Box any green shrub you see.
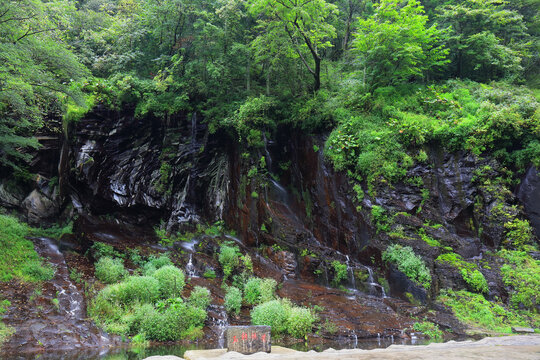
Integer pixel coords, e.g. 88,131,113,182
21,262,55,282
251,299,289,334
142,255,173,276
499,250,540,311
413,321,443,340
461,269,489,294
140,306,181,341
152,265,185,298
203,269,216,279
503,219,533,250
286,307,315,338
382,244,431,289
219,245,240,279
189,286,211,309
437,289,532,333
331,261,348,287
95,257,127,284
224,286,242,315
119,276,160,304
259,278,277,303
90,242,122,261
244,278,262,305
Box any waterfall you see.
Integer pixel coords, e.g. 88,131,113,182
345,255,356,290
186,253,198,278
209,305,229,348
365,266,387,298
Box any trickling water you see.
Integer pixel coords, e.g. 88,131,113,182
345,255,356,290
186,253,198,278
208,305,229,349
351,331,358,348
365,266,387,298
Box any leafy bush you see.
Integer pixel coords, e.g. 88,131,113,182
95,257,126,284
142,255,173,276
118,276,160,304
436,252,488,294
152,265,185,298
286,307,316,338
499,250,540,311
259,278,277,303
189,286,211,309
251,300,289,334
90,242,122,261
224,286,242,315
219,244,240,279
503,219,533,250
331,261,348,287
461,269,489,295
413,321,443,341
244,277,262,305
382,244,431,289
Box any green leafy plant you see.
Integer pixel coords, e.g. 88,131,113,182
95,257,127,284
224,286,242,316
331,260,348,287
152,265,185,299
413,321,443,341
188,286,211,310
219,244,240,280
382,244,431,289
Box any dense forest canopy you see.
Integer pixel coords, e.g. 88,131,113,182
0,0,539,176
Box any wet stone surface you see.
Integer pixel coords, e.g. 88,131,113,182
226,326,271,354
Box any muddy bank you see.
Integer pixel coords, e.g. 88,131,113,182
151,335,540,360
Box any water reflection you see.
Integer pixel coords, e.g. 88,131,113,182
2,338,438,360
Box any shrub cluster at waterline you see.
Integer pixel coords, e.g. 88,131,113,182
251,299,316,339
88,254,210,341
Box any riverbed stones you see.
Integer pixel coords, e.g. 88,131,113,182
511,327,535,333
226,326,271,354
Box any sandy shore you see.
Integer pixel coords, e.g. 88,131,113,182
144,335,540,360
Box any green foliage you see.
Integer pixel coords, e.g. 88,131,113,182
90,242,122,261
188,286,211,310
141,301,206,341
499,250,540,311
382,244,431,289
436,252,489,294
370,205,391,233
438,289,534,333
142,255,173,276
251,299,316,338
152,265,186,299
0,0,88,174
0,322,14,347
224,286,243,316
119,276,161,304
95,257,127,284
243,277,277,305
503,219,534,250
203,269,217,279
219,244,240,279
0,214,55,282
352,0,449,89
331,261,348,287
413,322,443,341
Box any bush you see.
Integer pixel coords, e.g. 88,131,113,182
90,242,122,261
286,307,315,338
219,245,240,279
413,321,443,340
243,278,262,305
95,256,127,284
140,306,181,341
461,269,489,295
119,276,160,304
21,262,55,282
382,244,431,289
259,278,277,303
499,250,540,311
251,300,289,334
142,255,173,276
189,286,211,309
152,265,185,298
331,261,348,287
224,286,242,315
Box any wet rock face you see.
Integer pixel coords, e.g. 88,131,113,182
69,107,230,229
518,166,540,237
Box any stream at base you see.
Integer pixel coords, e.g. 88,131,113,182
1,337,434,360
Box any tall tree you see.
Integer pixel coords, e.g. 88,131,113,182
0,0,87,174
248,0,338,91
351,0,448,89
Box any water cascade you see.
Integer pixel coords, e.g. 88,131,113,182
208,305,229,348
186,253,198,278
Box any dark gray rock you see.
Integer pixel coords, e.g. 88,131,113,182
518,166,540,238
